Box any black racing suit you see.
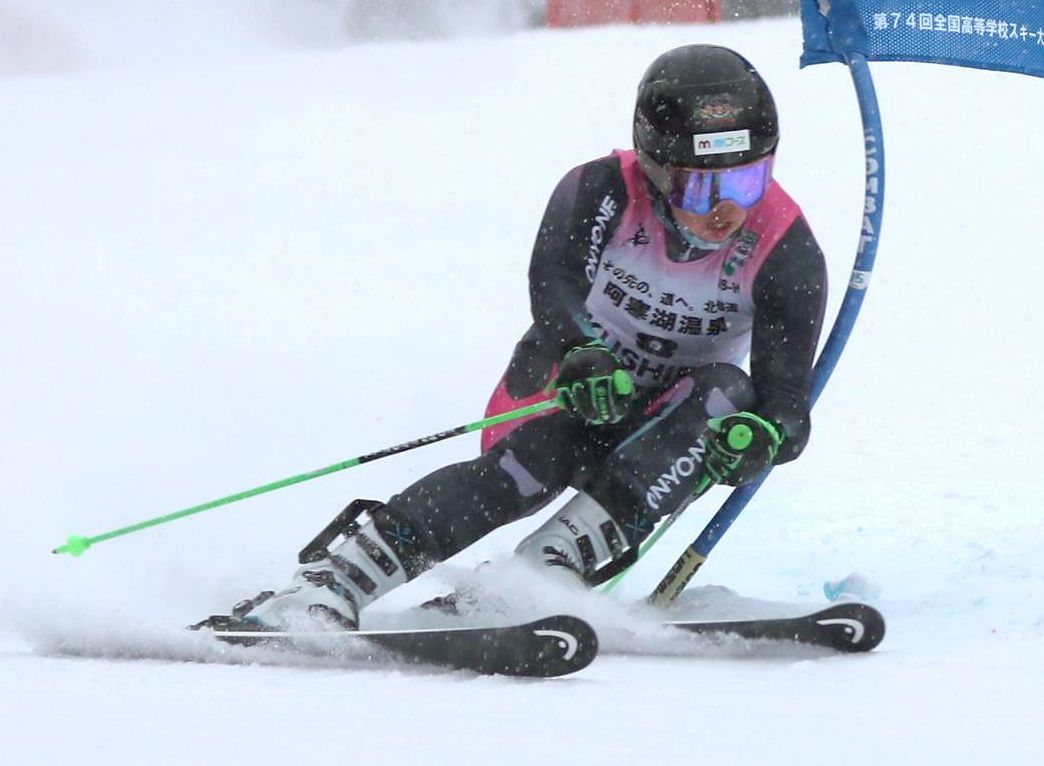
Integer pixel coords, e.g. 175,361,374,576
368,153,828,580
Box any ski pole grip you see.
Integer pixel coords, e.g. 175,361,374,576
611,369,635,396
726,423,754,451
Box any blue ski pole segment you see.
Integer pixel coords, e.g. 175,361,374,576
649,1,888,605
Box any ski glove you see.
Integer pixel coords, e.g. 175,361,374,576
554,341,635,426
704,412,783,486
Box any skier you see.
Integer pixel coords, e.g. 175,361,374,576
198,44,828,632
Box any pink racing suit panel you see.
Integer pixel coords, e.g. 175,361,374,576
480,368,559,453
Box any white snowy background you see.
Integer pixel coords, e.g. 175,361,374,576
1,2,1042,764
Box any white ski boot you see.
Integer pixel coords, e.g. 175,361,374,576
237,516,408,631
514,491,631,585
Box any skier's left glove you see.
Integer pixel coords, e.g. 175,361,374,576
554,341,635,425
704,412,783,486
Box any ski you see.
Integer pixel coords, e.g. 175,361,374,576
665,602,886,653
194,614,598,677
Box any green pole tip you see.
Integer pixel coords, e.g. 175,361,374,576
727,424,754,451
54,535,92,557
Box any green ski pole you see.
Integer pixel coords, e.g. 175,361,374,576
601,417,768,594
600,475,713,594
53,398,561,558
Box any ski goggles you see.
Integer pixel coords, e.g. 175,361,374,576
656,155,774,216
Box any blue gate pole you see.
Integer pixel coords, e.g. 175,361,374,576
648,52,886,605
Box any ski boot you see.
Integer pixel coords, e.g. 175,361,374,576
194,500,416,634
513,491,636,586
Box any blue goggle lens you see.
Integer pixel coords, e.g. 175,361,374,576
665,157,773,216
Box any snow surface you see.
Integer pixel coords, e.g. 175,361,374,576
2,3,1043,765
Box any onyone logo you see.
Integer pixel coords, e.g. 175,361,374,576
646,442,707,511
584,195,618,283
693,129,751,157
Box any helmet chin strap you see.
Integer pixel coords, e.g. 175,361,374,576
651,195,735,260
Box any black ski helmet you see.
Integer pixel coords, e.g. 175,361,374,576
633,45,778,172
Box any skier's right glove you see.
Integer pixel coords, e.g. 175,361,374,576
554,341,635,426
703,412,783,486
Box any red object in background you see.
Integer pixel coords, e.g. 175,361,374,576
547,0,721,27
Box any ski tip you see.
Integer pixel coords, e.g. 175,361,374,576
815,602,886,653
512,614,599,678
664,602,887,655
